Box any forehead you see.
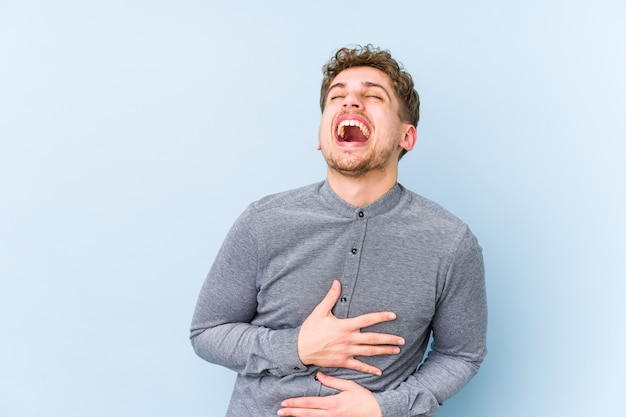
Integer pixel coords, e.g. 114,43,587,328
331,66,394,90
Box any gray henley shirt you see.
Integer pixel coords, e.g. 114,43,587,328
190,181,487,417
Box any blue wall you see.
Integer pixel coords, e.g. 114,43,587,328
1,1,624,416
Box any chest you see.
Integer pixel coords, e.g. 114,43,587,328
252,219,449,335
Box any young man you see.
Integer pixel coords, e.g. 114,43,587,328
190,45,487,417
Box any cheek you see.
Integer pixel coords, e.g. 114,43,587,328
318,115,334,139
317,123,327,141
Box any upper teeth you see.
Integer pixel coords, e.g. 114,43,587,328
337,119,370,138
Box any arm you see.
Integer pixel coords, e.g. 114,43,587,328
373,228,488,417
280,228,487,417
190,207,405,378
189,207,305,377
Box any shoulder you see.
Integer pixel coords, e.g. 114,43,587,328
227,182,323,239
250,181,324,213
397,184,481,250
399,184,466,227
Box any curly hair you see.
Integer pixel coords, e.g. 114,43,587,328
320,45,420,128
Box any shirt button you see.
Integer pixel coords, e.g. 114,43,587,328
351,248,357,254
358,211,364,217
340,296,347,303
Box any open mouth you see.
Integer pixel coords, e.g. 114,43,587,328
336,117,371,143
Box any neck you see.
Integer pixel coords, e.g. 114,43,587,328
326,166,399,207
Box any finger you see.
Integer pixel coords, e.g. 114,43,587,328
277,406,324,417
348,343,402,358
280,396,326,408
311,280,341,316
279,396,329,415
315,371,358,391
353,331,406,347
347,311,398,329
277,408,323,417
343,358,383,376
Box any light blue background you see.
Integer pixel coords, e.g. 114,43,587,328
1,1,624,416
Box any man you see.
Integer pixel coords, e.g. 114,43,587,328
190,45,487,417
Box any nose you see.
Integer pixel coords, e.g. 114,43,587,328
342,92,362,109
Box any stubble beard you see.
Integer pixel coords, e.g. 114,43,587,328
323,142,398,178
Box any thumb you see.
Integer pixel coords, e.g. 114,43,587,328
312,280,341,316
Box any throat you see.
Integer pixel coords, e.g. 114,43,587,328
326,169,399,207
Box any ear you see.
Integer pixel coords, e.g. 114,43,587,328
399,124,417,153
316,137,321,150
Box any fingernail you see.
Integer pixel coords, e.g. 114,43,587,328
389,313,397,319
398,338,405,345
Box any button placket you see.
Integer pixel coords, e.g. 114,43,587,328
335,208,368,318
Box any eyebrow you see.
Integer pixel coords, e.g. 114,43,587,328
362,82,392,100
328,81,393,101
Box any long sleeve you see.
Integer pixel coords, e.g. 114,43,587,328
373,228,487,417
189,182,487,416
189,206,307,377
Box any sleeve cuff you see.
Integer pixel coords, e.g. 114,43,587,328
269,327,308,376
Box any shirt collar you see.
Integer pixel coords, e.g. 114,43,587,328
319,180,403,219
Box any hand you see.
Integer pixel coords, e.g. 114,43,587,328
297,280,404,376
278,371,382,417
